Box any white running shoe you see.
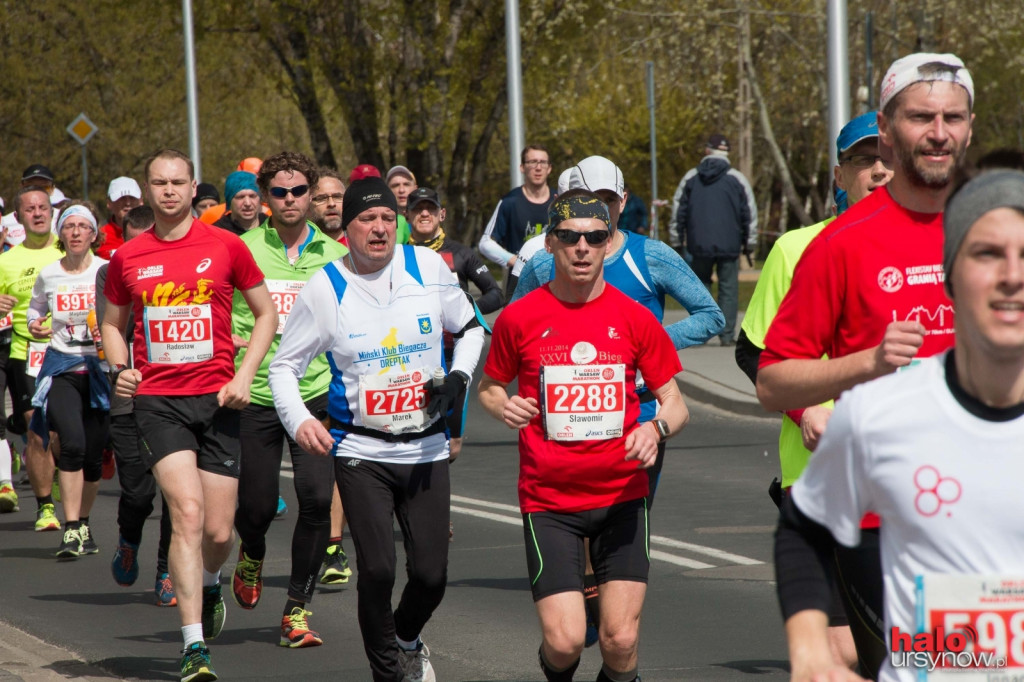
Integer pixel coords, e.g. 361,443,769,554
398,642,436,682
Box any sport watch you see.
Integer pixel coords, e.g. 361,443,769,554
652,418,670,442
108,363,129,388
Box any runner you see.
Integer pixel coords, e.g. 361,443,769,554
734,111,893,669
479,189,689,682
268,177,484,682
103,205,176,606
27,201,109,559
0,187,63,531
228,151,347,648
101,148,277,682
776,169,1024,682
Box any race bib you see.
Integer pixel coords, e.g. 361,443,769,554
358,368,432,435
266,279,305,335
910,573,1024,680
53,283,95,327
0,311,11,332
27,341,48,378
541,364,626,441
143,304,214,364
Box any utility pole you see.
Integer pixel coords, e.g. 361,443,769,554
737,1,753,182
505,0,525,188
182,0,202,180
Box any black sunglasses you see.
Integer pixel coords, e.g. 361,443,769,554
268,184,310,199
551,228,611,246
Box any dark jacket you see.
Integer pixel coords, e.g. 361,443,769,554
676,156,752,258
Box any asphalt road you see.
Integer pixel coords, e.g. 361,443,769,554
0,398,789,681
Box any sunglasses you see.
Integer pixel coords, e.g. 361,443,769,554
551,228,611,246
839,154,892,170
268,184,310,199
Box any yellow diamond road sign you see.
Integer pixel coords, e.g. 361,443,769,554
67,113,98,145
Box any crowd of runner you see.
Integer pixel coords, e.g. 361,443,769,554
1,49,1022,682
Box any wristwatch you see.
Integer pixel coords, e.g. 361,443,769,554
652,418,670,442
108,363,129,388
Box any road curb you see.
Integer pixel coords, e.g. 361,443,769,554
677,369,772,419
0,620,109,681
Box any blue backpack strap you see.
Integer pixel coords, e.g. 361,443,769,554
323,262,348,303
403,244,424,286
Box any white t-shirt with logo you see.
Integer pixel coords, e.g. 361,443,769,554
27,257,108,362
792,354,1024,682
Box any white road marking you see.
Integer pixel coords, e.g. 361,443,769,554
278,476,763,569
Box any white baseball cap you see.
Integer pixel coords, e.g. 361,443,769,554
556,168,573,195
880,53,973,112
567,156,624,199
107,176,142,201
49,187,66,206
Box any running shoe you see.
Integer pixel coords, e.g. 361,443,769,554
156,572,178,607
79,522,99,554
279,607,323,648
111,536,140,586
0,482,18,513
201,584,226,640
10,448,20,475
56,526,84,559
231,547,264,609
275,496,288,518
320,543,352,585
51,473,60,503
35,503,61,532
180,641,217,682
398,642,436,682
101,448,116,480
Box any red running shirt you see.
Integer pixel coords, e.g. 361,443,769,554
759,187,955,529
104,219,264,396
484,284,682,513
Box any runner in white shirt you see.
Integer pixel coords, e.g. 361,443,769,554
26,202,109,559
269,177,484,682
775,169,1024,682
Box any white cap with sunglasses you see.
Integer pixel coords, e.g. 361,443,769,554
566,156,625,200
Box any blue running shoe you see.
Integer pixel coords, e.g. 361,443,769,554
275,496,288,519
112,536,140,585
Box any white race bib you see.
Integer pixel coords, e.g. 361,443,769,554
52,283,95,328
0,312,12,332
143,305,214,364
541,364,626,441
27,341,48,378
266,279,305,335
911,573,1024,680
358,368,432,435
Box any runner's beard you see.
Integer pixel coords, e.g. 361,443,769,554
896,138,967,190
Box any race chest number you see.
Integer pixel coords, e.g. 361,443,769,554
0,312,11,332
918,573,1024,678
266,279,305,335
27,341,48,378
358,368,433,435
541,364,626,441
143,304,214,364
54,285,95,325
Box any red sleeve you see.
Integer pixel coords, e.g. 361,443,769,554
104,250,130,306
227,233,265,291
759,233,842,369
635,309,683,389
483,306,521,384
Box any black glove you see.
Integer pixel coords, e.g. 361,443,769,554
425,370,469,416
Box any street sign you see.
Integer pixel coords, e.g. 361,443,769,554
66,113,98,145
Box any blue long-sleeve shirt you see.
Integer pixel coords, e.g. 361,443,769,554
512,230,724,349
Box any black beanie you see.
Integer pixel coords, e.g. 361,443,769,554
342,177,398,231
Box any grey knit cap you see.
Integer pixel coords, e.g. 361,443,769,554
944,169,1024,292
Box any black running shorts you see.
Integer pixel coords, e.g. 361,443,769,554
134,393,241,477
522,497,649,602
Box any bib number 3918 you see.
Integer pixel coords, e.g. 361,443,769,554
144,304,214,364
541,364,626,441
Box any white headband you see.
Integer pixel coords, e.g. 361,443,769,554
57,205,98,233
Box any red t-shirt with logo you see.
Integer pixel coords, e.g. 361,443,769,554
759,187,955,528
104,219,264,396
760,186,954,369
484,284,682,513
